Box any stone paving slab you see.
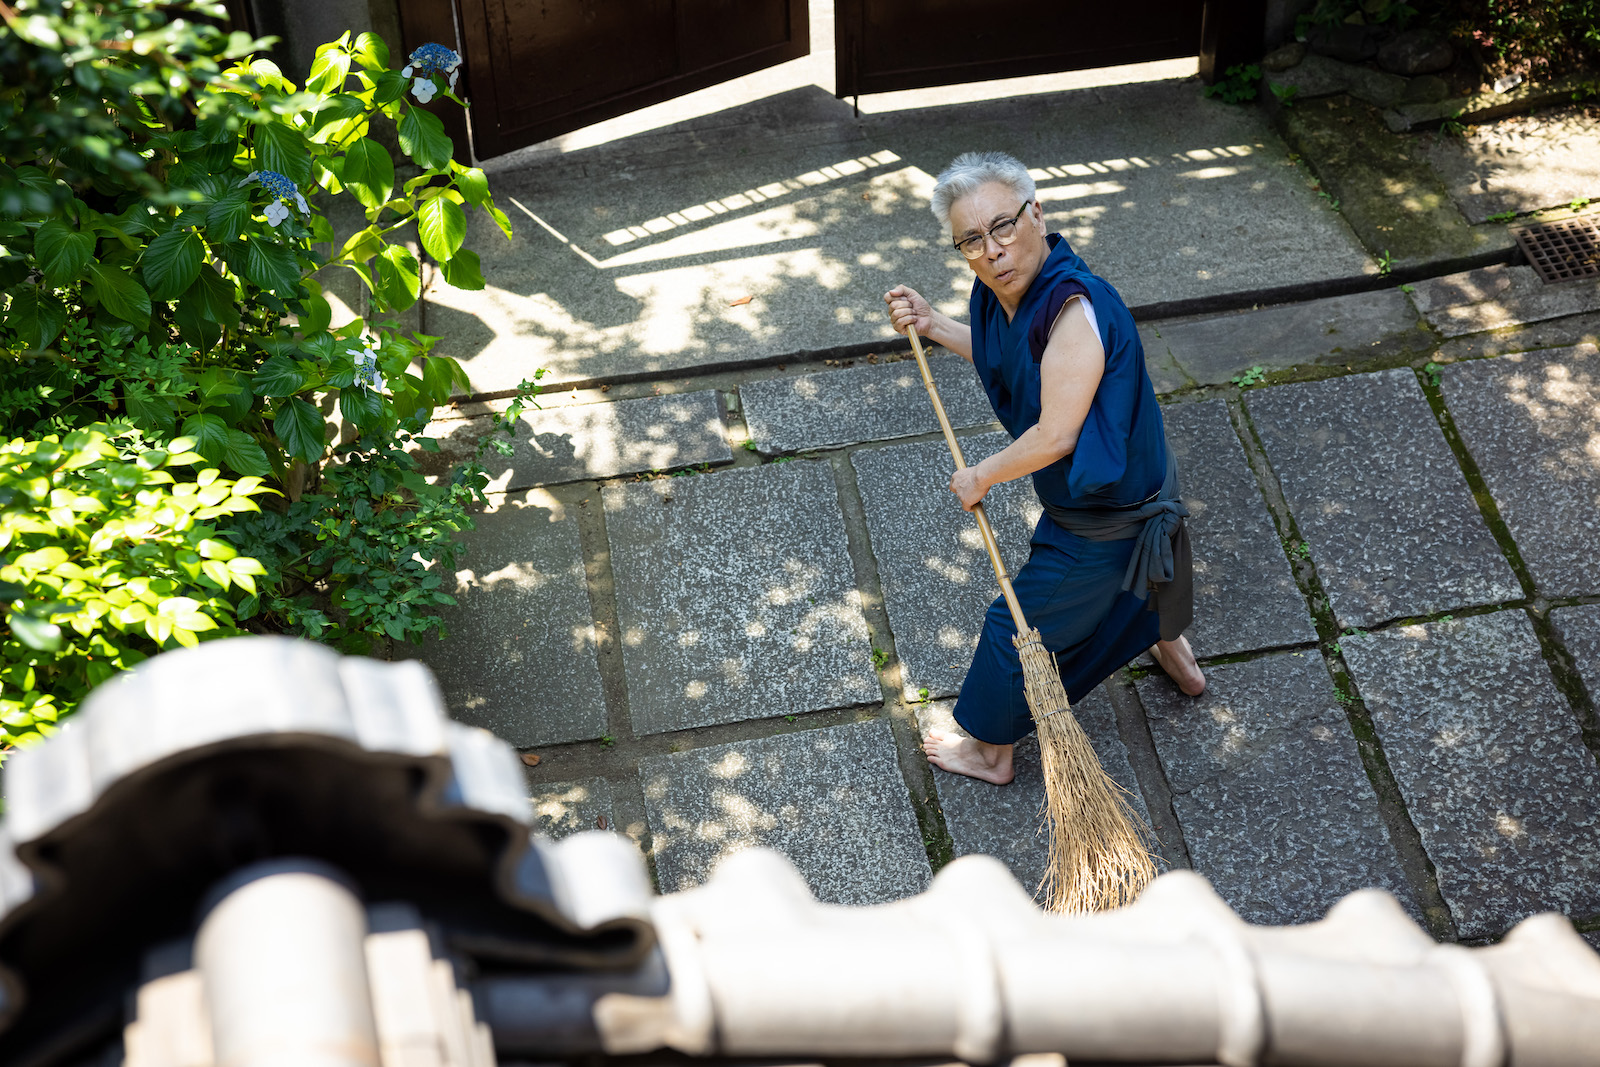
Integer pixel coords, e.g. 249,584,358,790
1340,611,1600,938
414,494,607,748
1154,289,1430,386
1549,603,1600,703
1247,369,1521,628
639,718,933,904
604,460,879,734
851,433,1039,701
1137,323,1196,395
1162,400,1316,657
1409,264,1600,338
1138,651,1413,926
486,390,731,489
430,79,1372,396
1440,346,1600,598
739,352,993,455
1422,106,1600,223
913,687,1150,896
528,776,617,839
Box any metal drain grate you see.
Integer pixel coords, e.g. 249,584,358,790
1513,218,1600,283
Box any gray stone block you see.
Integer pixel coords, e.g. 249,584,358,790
604,460,879,734
1550,603,1600,697
1162,400,1317,656
1409,265,1600,338
1247,369,1520,628
914,687,1150,896
1441,346,1600,598
1585,930,1600,954
1155,289,1429,386
1265,53,1407,108
486,390,730,489
740,352,994,454
639,718,933,905
1341,611,1600,938
1137,323,1195,395
1138,651,1413,926
529,777,616,839
1423,107,1600,223
850,433,1039,701
414,495,608,747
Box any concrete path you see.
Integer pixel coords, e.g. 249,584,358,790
406,69,1600,943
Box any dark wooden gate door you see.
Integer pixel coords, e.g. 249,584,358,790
405,0,810,160
834,0,1205,97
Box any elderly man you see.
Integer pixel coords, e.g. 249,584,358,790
884,151,1203,786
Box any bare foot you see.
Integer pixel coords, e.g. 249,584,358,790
1150,635,1206,697
922,729,1015,784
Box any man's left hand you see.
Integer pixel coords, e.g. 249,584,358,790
949,467,989,511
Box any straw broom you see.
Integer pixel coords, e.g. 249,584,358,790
907,326,1156,913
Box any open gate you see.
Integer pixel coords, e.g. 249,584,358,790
397,1,1262,162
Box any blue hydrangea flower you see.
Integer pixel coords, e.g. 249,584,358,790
348,342,387,394
241,170,310,228
401,43,461,103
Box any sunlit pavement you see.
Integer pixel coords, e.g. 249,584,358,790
405,60,1600,946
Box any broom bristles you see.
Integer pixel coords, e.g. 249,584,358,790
1015,627,1157,913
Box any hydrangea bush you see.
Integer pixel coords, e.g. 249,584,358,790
0,1,535,751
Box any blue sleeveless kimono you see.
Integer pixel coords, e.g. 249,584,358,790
954,233,1173,744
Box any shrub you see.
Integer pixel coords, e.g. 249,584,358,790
0,425,268,747
1,1,537,748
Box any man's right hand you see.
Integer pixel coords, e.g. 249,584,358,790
883,285,933,338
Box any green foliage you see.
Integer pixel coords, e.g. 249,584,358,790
1230,365,1267,387
1377,248,1394,275
0,2,538,747
1297,0,1418,37
0,425,269,747
1457,0,1600,78
1203,64,1262,105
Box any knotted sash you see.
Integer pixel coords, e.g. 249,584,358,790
1039,451,1194,642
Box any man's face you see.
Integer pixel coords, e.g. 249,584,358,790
949,182,1046,309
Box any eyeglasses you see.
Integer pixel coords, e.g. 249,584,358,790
953,200,1032,260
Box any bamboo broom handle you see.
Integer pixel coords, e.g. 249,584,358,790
906,326,1031,634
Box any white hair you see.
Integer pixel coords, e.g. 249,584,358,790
930,151,1038,228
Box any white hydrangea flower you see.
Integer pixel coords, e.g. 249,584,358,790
411,77,437,104
348,344,387,394
263,200,290,227
293,191,310,214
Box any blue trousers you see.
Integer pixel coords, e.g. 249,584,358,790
953,523,1160,745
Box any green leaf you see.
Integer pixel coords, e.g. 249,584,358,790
417,194,467,261
439,248,484,290
338,225,385,264
34,219,96,286
222,428,272,476
181,413,230,464
174,297,223,353
454,166,489,207
354,32,390,70
87,261,151,329
374,244,421,312
254,353,308,396
306,46,352,93
341,139,395,212
9,614,62,653
397,107,454,171
206,188,252,242
142,226,206,301
275,397,327,463
245,237,302,294
339,385,384,429
488,203,514,241
373,69,409,105
299,288,333,334
4,286,68,349
255,123,313,186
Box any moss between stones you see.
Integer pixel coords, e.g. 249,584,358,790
1277,96,1497,268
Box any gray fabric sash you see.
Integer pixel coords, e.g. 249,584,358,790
1039,451,1195,642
